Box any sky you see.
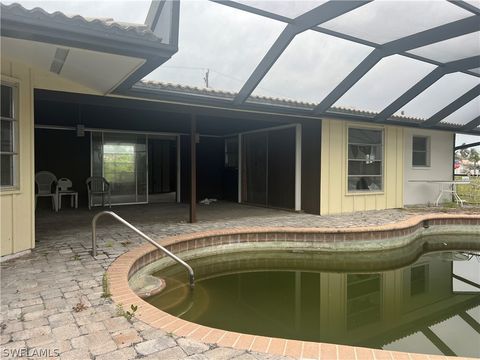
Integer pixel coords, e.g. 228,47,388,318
2,0,479,146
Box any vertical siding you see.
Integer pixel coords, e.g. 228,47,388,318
0,58,96,257
0,196,13,255
1,60,35,256
320,119,404,215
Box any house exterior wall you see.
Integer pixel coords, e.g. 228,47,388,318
403,128,454,206
1,59,35,257
1,57,98,257
320,118,404,215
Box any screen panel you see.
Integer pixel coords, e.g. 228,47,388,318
394,73,479,119
440,98,480,126
143,0,284,92
334,55,435,113
251,30,372,103
234,0,326,19
321,1,471,44
409,32,480,63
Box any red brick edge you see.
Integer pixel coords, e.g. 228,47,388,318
107,214,479,360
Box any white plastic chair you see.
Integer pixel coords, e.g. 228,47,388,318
57,178,78,210
35,171,58,211
86,176,111,210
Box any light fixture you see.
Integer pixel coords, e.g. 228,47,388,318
50,48,69,74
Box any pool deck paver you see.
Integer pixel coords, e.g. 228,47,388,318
1,203,479,359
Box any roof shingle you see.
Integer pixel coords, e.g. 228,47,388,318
136,80,432,124
1,2,162,43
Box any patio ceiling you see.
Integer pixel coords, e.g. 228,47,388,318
140,0,480,135
0,1,179,93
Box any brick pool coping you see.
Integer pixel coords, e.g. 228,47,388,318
107,213,480,360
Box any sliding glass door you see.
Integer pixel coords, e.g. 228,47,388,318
91,132,147,205
242,127,296,209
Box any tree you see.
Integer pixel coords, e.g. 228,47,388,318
469,148,480,175
460,144,471,160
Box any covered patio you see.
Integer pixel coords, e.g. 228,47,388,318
35,202,411,241
33,88,322,221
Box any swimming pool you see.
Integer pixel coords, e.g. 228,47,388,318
146,239,480,357
108,214,480,358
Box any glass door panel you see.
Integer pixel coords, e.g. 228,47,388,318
91,132,104,206
91,132,147,205
242,132,267,205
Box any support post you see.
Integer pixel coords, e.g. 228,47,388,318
176,135,181,203
190,115,197,223
295,124,302,211
238,133,242,203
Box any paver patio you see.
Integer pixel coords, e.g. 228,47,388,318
0,202,475,359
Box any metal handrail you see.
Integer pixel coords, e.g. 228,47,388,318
92,211,195,288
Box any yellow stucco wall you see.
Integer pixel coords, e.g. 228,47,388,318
1,60,35,256
320,118,404,215
1,58,99,257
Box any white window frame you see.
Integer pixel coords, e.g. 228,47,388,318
412,135,431,168
347,126,384,194
1,80,19,191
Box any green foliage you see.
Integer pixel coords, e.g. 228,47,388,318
116,303,138,321
101,273,111,299
126,305,138,320
468,149,480,172
440,201,458,208
456,176,480,204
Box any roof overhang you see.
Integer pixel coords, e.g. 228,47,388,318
104,81,480,136
0,1,179,93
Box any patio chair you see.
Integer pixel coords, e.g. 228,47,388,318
57,178,78,210
35,171,58,212
86,176,111,210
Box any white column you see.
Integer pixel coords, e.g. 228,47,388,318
295,124,302,211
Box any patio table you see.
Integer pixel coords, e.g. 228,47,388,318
409,180,470,206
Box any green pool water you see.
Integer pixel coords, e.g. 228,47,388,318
147,240,480,357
